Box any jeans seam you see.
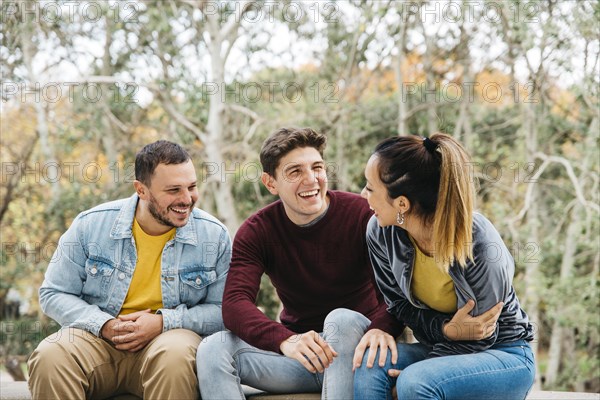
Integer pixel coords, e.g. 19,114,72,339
492,345,535,373
386,378,393,400
519,345,535,372
430,364,531,394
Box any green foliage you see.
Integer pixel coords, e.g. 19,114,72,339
0,318,60,357
257,275,281,321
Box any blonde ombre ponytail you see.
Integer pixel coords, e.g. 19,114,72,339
430,133,474,271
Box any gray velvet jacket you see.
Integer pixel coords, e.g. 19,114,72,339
366,212,534,358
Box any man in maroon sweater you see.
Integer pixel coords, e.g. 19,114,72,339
197,128,403,399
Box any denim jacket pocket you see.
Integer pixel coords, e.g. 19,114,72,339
82,258,115,304
179,267,217,305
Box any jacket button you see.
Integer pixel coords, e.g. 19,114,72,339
91,267,97,275
195,277,202,285
118,272,126,280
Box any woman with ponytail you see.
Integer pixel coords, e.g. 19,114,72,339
353,133,535,399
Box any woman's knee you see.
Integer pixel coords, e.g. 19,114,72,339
354,352,395,399
355,348,391,379
396,366,438,398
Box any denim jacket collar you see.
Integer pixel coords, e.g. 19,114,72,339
110,193,198,246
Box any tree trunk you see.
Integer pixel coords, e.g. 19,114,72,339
453,1,474,149
394,12,409,136
521,100,542,390
205,15,240,234
453,69,474,149
334,115,350,191
422,31,438,135
5,356,26,381
453,65,473,147
100,13,118,190
545,204,581,386
20,4,59,201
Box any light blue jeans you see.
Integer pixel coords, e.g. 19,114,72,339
354,339,535,400
197,308,371,399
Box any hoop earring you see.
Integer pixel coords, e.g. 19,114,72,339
396,212,405,225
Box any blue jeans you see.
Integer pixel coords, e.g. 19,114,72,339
197,308,371,399
354,340,535,400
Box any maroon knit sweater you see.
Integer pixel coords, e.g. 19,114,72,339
222,190,403,353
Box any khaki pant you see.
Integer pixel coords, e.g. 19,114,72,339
28,328,201,400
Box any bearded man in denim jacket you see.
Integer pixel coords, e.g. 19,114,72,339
28,140,231,400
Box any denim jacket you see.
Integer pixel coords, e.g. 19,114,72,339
367,213,534,358
40,194,231,338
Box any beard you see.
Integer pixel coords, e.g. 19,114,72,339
147,192,194,228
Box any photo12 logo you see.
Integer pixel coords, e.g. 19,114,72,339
1,1,140,24
1,161,139,185
200,81,339,104
395,1,540,24
401,82,539,105
1,82,139,104
199,1,340,24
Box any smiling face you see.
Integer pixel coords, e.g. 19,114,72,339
134,159,198,235
262,146,329,225
361,155,400,227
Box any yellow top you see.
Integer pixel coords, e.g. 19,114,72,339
410,237,458,313
119,219,174,315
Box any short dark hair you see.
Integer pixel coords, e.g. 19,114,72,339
259,127,327,176
135,140,190,186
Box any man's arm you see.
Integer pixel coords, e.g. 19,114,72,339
39,214,115,337
222,223,295,353
223,223,337,372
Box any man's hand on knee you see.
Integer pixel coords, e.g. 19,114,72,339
280,331,338,374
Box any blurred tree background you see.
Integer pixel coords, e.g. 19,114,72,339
1,0,598,391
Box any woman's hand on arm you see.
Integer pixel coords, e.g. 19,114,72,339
443,300,503,341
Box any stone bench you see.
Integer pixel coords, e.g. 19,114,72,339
247,392,600,399
2,382,598,400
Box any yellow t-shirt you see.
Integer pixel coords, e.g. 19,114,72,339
410,237,458,313
119,219,175,315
